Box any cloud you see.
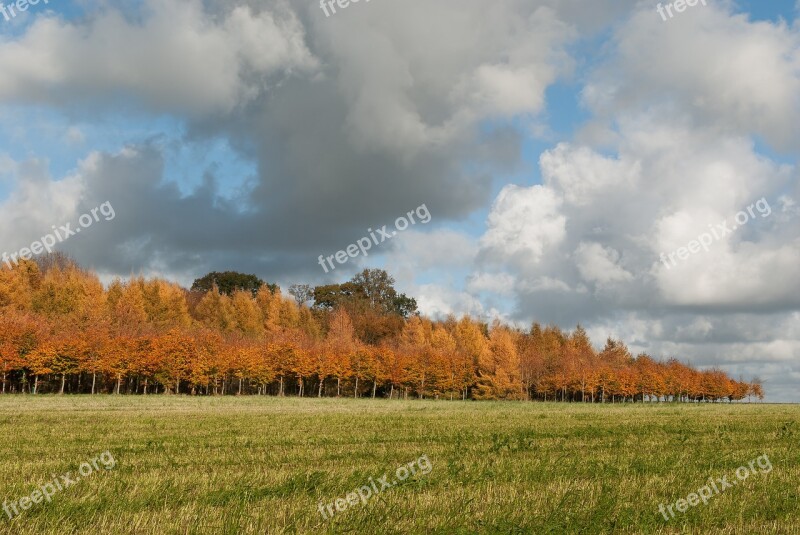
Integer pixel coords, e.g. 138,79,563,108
583,1,800,149
0,0,588,284
466,272,516,296
1,0,798,400
574,242,633,289
540,143,641,206
479,184,566,265
0,0,318,116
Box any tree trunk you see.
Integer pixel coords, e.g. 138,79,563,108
337,377,341,397
238,377,243,396
354,377,358,398
279,376,284,396
2,372,6,394
144,377,148,395
318,377,325,397
390,383,394,400
60,374,66,394
33,374,39,395
116,374,122,395
372,379,377,399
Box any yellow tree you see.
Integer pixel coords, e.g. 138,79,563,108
474,323,523,400
194,287,237,333
188,329,222,394
26,341,55,394
153,329,195,394
230,290,264,336
108,279,148,329
0,259,39,311
431,325,458,399
453,317,488,400
0,311,41,393
400,316,432,399
379,343,409,399
140,279,192,329
326,308,356,396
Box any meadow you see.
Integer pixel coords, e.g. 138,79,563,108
0,397,797,534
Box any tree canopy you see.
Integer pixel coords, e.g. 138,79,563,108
191,271,277,297
0,256,762,402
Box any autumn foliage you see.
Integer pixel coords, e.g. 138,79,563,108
0,258,763,402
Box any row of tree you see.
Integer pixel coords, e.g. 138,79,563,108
0,255,763,401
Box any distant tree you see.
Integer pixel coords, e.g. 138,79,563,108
392,294,418,319
288,284,314,306
312,282,364,310
34,252,78,274
312,270,416,345
191,271,277,297
749,378,764,402
313,269,417,318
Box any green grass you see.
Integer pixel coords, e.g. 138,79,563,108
0,397,798,534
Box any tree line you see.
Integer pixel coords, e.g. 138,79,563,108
0,255,763,401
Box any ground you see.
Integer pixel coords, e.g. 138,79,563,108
0,397,797,534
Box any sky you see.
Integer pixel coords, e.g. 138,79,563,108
0,0,798,401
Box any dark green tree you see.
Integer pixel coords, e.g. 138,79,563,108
313,269,417,318
312,269,417,345
191,271,277,297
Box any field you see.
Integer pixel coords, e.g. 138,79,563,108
0,397,798,534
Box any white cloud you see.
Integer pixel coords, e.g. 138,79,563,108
0,156,85,254
0,0,318,116
415,283,488,320
585,2,800,149
541,143,641,206
479,184,566,264
466,272,516,295
574,242,633,288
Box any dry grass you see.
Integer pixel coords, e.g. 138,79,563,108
0,396,798,534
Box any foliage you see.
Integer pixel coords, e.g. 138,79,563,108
0,259,762,402
191,271,277,297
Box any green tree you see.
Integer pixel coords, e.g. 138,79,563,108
191,271,277,297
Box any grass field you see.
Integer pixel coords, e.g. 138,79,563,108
0,397,798,534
